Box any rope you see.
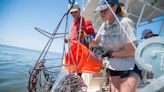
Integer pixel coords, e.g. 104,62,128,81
75,0,85,73
104,0,137,50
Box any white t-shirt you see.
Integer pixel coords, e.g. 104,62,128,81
95,17,136,71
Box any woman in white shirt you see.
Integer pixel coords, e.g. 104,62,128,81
91,0,141,92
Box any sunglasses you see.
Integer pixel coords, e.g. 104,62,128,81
70,11,78,14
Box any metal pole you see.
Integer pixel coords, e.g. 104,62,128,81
125,0,130,11
136,0,148,29
158,20,164,36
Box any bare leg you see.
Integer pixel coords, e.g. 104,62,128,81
120,74,140,92
110,76,120,92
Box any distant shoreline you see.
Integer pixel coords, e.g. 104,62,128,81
0,44,61,54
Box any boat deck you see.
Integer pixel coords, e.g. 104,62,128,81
82,72,110,92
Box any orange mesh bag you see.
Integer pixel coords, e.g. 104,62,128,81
65,42,103,73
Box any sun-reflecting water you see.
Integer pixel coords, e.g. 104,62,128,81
0,44,62,92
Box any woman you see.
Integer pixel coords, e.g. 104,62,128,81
91,0,141,92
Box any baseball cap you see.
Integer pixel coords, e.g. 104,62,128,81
95,0,119,12
68,2,79,13
141,29,152,39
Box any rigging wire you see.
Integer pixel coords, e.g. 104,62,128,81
75,0,85,73
28,3,72,92
35,27,52,37
35,27,68,39
69,0,75,5
104,0,137,50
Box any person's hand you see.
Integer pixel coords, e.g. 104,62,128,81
101,51,113,58
65,38,69,43
82,34,95,44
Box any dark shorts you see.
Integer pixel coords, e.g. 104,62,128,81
107,65,142,79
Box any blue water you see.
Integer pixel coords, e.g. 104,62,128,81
0,44,62,92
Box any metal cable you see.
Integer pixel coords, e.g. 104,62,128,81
104,0,137,50
75,0,85,73
28,6,71,92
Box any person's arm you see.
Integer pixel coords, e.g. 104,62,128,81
91,35,101,47
112,41,135,58
84,19,95,35
86,21,95,35
65,38,70,43
91,23,104,47
112,17,136,58
69,22,79,41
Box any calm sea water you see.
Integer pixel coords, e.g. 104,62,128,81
0,44,62,92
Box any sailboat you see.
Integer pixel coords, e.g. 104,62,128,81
27,0,164,92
